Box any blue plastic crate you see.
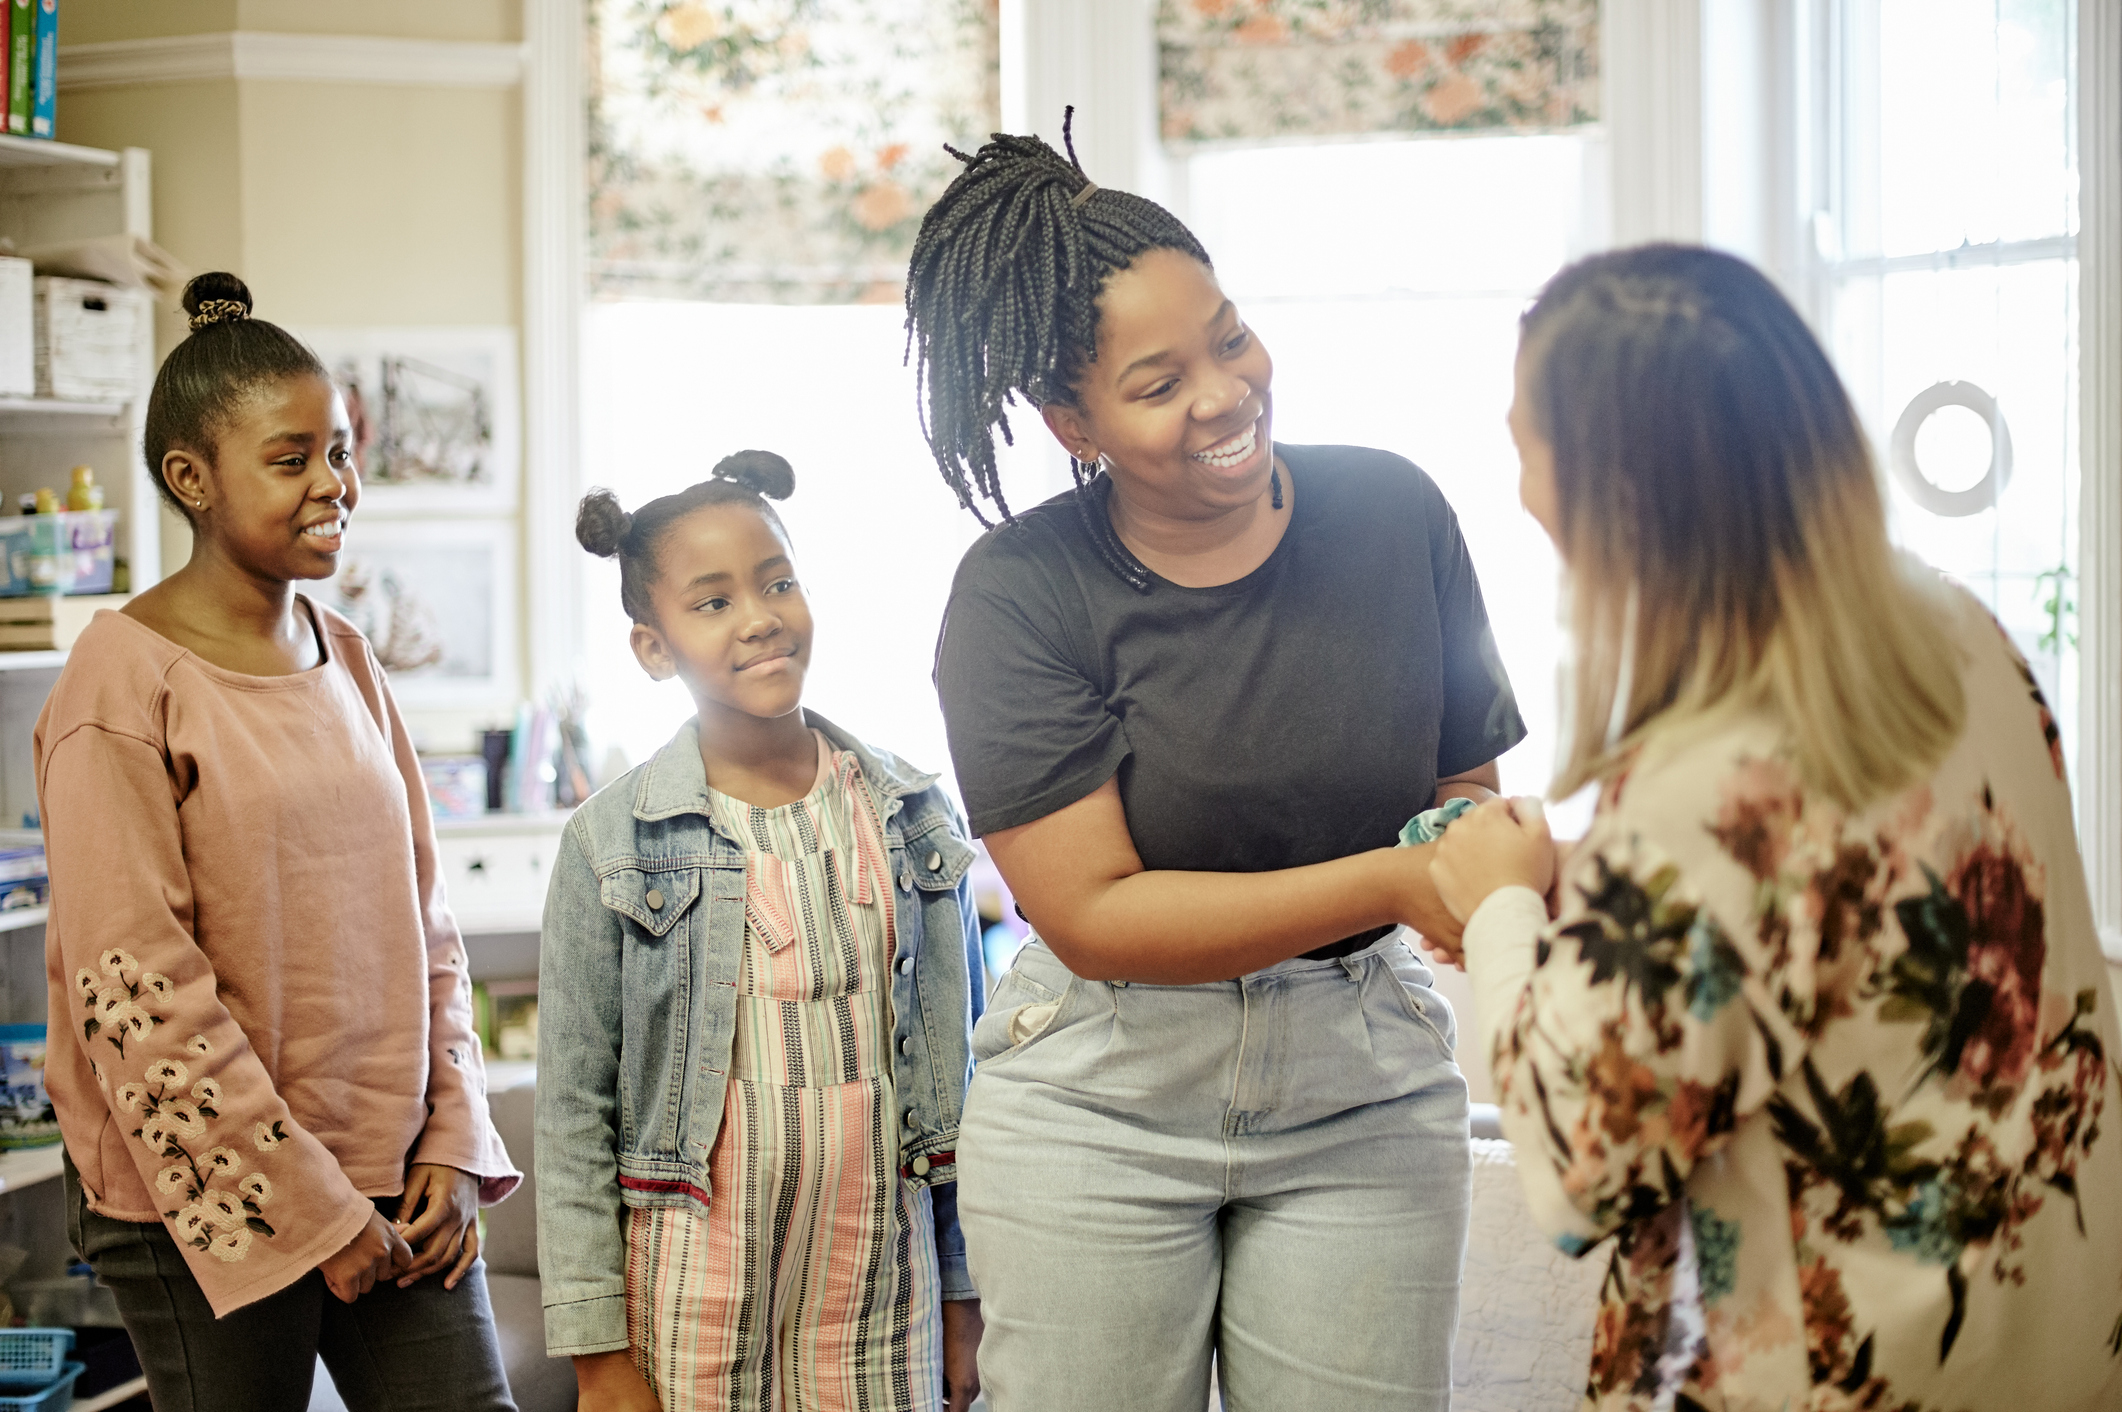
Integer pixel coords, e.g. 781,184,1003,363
0,1330,69,1392
0,1361,81,1411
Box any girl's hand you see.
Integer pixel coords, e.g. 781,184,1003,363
943,1298,984,1412
317,1209,412,1303
574,1350,662,1411
393,1163,482,1290
1433,797,1555,924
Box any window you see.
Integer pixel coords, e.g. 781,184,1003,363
1817,0,2080,772
578,302,1015,778
1179,133,1600,818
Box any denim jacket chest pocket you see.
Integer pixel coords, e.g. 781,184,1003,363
599,863,705,1151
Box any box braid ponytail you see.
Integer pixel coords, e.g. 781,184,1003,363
904,107,1211,542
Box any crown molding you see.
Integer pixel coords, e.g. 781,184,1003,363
57,32,527,91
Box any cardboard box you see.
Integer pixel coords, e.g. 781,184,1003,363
0,591,125,647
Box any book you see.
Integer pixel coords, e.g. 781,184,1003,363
0,592,128,651
5,0,27,135
0,3,12,124
28,0,52,139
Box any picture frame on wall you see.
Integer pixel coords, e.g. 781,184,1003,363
295,325,521,515
321,517,520,710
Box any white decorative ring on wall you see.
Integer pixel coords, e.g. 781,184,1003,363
1888,380,2013,517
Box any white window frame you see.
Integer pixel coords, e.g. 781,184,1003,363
2080,2,2122,960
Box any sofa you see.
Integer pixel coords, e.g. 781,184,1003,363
1451,1107,1606,1411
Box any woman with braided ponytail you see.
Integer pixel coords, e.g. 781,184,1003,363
910,115,1523,1410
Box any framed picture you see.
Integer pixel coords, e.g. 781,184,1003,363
295,326,520,514
320,518,520,709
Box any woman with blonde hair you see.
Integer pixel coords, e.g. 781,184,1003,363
1433,244,2122,1411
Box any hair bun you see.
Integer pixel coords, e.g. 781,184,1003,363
182,271,254,333
575,487,634,558
711,450,796,501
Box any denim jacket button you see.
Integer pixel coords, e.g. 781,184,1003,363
910,1155,931,1177
645,888,665,911
899,1035,911,1055
899,871,913,893
897,956,913,976
925,850,942,872
903,1110,919,1129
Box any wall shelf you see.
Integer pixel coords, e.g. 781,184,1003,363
76,1377,150,1412
0,906,44,932
0,135,119,169
0,1144,62,1193
0,395,129,418
0,651,65,673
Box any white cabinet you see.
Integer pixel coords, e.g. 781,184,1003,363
433,814,569,936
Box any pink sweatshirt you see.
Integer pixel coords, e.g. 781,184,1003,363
35,604,518,1317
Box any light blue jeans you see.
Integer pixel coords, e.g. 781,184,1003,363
959,932,1471,1411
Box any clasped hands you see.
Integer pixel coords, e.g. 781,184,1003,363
316,1162,482,1303
1425,796,1558,965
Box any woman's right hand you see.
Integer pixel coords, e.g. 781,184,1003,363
1378,839,1470,966
316,1209,412,1303
575,1350,663,1411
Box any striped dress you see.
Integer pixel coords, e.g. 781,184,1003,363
625,732,944,1412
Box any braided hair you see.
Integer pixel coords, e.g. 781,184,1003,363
146,272,330,519
904,108,1211,536
576,450,796,625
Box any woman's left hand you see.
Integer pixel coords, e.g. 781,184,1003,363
393,1163,482,1290
1432,797,1556,925
942,1298,983,1412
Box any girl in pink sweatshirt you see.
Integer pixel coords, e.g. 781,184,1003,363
35,273,520,1410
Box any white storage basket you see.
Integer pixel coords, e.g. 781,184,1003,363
33,276,145,402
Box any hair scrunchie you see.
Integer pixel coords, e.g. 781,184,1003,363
189,299,250,331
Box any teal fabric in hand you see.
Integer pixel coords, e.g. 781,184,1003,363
1398,795,1474,847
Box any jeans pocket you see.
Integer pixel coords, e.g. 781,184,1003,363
1380,954,1459,1056
972,951,1082,1065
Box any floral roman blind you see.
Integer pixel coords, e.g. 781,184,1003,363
588,1,1000,303
1158,0,1598,145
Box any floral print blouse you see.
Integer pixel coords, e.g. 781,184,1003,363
1465,588,2122,1412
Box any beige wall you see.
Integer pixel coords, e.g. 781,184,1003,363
64,0,517,45
236,83,520,328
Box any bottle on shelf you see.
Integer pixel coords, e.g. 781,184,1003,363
65,467,100,512
30,488,57,515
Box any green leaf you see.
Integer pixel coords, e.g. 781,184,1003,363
245,1216,276,1237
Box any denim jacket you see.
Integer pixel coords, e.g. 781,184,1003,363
535,712,984,1356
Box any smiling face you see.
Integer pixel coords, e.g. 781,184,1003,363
629,501,812,726
1042,247,1276,520
163,372,359,581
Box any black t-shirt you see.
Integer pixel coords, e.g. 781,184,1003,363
934,443,1525,953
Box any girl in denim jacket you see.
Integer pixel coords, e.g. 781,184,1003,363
536,452,985,1412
